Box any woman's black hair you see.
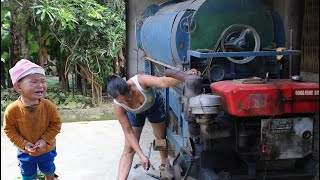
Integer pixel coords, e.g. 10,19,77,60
107,75,131,98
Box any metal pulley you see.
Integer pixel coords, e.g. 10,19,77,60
189,94,221,115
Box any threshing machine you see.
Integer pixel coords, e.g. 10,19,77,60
135,0,319,179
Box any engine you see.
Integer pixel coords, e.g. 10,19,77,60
135,0,319,179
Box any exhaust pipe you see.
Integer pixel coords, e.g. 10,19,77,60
165,69,202,97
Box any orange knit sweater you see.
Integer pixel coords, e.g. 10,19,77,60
3,98,62,156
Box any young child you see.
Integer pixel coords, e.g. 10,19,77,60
3,59,62,180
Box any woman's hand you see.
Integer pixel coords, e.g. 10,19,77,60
140,154,151,170
186,68,201,76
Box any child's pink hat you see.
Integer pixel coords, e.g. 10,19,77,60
9,59,45,84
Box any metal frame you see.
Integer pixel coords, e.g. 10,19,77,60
187,50,301,61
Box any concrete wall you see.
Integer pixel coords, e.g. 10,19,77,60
1,108,115,126
300,71,319,83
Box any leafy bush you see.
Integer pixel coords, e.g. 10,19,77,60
1,77,94,111
1,88,18,111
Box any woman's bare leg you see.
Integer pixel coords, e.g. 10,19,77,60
151,121,167,165
117,127,143,180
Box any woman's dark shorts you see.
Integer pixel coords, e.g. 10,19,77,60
127,92,166,127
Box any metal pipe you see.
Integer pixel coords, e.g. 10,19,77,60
146,172,161,180
145,56,182,71
145,142,161,180
147,142,152,159
289,29,293,77
182,161,194,180
172,150,181,166
165,69,202,97
180,146,194,180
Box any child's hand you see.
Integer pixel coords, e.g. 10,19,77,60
35,139,47,152
25,142,38,152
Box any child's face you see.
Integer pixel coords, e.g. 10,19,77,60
14,74,47,104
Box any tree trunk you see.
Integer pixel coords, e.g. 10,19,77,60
8,12,20,87
38,24,44,67
19,0,31,60
76,64,84,94
81,78,87,96
57,54,69,92
1,61,6,88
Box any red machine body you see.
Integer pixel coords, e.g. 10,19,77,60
210,79,319,117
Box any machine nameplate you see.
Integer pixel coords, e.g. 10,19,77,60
270,119,293,133
295,89,319,96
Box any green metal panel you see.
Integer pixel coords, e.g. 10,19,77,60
191,0,274,50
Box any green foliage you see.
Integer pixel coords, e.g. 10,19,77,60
31,0,125,97
1,9,10,58
27,31,40,57
45,77,93,109
1,77,94,111
30,1,78,29
1,0,125,105
1,52,9,61
45,90,93,110
1,88,18,111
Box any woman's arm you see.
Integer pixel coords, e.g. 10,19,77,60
138,69,201,89
114,104,150,169
139,75,181,89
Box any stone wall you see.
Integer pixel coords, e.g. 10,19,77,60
1,108,116,126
